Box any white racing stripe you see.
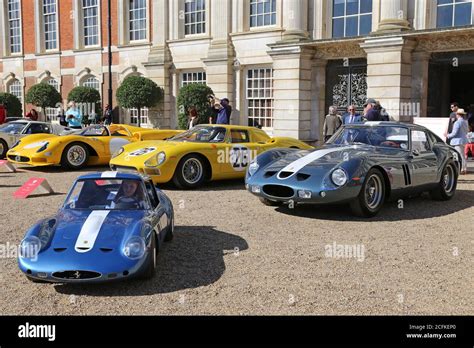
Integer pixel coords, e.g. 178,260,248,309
74,211,111,253
277,146,352,180
101,171,118,178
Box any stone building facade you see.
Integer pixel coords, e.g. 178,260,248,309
0,0,473,143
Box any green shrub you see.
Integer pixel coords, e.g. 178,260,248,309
177,83,214,129
0,92,22,117
25,83,62,113
116,76,163,127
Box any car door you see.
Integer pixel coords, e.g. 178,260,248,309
409,129,439,186
221,129,259,176
145,180,166,244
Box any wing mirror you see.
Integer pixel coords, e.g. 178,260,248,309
412,149,420,156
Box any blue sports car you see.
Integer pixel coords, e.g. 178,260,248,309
246,122,460,217
18,172,174,283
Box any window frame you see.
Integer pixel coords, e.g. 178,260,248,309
249,0,278,29
245,66,274,130
184,0,207,37
181,71,207,87
435,0,473,28
42,0,59,51
6,0,22,55
81,76,101,91
82,0,100,47
331,0,373,38
128,0,148,43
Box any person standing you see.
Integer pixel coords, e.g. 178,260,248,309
447,102,459,144
103,104,113,125
57,105,67,126
187,107,199,129
363,98,381,122
0,104,6,125
446,108,469,175
323,106,342,142
343,105,362,125
219,98,232,124
25,109,39,121
65,102,82,129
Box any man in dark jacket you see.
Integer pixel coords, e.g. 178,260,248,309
364,98,381,121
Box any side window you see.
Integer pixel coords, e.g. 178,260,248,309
145,182,159,208
230,130,250,143
411,130,431,153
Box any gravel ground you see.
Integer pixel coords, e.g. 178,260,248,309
0,163,473,315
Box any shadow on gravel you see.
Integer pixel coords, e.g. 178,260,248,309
274,189,474,222
53,225,248,296
158,179,245,192
14,165,110,174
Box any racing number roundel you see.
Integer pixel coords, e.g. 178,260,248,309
229,146,251,172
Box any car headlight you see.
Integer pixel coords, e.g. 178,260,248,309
37,219,55,249
19,236,41,260
248,160,259,176
112,147,124,159
36,142,49,153
11,140,20,149
331,168,348,187
451,151,459,161
144,152,166,168
123,236,146,260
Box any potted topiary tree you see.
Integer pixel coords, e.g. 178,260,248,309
25,83,62,121
67,86,102,125
177,83,214,130
116,76,163,128
0,92,23,118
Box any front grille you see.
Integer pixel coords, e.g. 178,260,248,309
8,155,29,162
262,185,294,199
111,165,139,174
52,270,101,280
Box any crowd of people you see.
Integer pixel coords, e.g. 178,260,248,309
322,98,389,141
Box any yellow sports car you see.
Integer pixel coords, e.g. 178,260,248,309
7,124,183,169
110,124,313,188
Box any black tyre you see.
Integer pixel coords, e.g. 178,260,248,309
61,142,89,170
164,214,174,242
172,154,207,189
430,163,457,201
259,197,284,207
0,139,8,158
350,168,386,217
141,235,157,280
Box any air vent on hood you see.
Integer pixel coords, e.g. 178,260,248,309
278,171,294,179
100,248,113,253
53,248,67,252
264,171,277,178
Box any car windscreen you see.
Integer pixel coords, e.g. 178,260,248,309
63,179,149,211
328,126,409,150
0,122,28,134
80,125,108,136
169,126,227,143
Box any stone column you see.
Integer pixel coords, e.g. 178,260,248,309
361,36,416,122
269,46,314,140
203,0,234,105
377,0,410,32
311,59,327,144
144,0,172,128
411,50,431,118
282,0,309,41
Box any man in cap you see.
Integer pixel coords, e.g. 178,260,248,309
363,98,381,122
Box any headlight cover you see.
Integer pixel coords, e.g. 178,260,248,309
111,147,124,159
123,236,146,260
248,160,259,176
144,152,166,168
19,236,41,260
331,168,348,187
36,142,49,153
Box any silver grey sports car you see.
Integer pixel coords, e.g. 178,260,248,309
0,120,73,158
245,122,461,217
